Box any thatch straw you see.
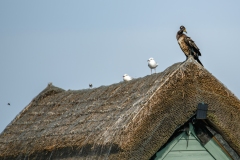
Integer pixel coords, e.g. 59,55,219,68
0,56,240,160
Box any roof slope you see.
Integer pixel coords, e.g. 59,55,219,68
0,57,240,160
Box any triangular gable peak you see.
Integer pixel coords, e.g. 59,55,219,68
153,120,235,160
0,56,240,159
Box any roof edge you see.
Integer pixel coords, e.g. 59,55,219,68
1,84,65,134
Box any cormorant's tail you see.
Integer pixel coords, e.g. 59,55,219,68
195,56,203,66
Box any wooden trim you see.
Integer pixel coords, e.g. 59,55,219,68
212,136,233,160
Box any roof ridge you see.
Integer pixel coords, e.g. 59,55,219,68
0,84,65,135
130,57,198,123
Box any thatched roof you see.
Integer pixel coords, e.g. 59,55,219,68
0,56,240,160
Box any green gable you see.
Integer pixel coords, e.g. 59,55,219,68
154,123,232,160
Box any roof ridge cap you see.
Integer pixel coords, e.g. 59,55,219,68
131,62,184,122
1,84,65,134
186,55,204,68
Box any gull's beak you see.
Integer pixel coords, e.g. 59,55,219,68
184,29,187,33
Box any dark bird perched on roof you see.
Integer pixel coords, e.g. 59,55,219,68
89,84,92,89
176,26,203,66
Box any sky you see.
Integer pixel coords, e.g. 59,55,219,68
0,1,240,133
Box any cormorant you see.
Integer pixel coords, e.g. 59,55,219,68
176,26,203,66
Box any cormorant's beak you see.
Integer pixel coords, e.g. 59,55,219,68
184,29,187,33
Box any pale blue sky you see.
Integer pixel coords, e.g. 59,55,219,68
1,1,240,132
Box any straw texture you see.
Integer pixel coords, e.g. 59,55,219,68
0,56,239,160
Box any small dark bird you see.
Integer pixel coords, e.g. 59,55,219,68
89,84,92,89
7,103,10,106
176,26,203,66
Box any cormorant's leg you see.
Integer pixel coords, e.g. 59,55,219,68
181,55,188,65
